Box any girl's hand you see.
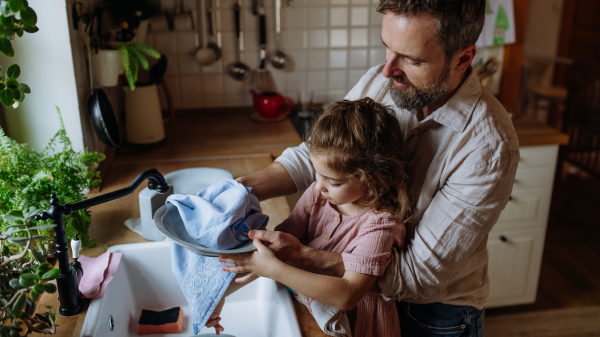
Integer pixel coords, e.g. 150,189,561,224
205,297,225,335
220,238,281,278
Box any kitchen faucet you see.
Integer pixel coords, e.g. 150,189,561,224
35,169,170,316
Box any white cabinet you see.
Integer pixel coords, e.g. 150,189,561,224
485,144,558,308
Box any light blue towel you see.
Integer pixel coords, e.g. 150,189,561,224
166,179,269,334
166,179,269,249
170,244,236,335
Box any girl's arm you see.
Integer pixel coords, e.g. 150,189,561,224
220,239,376,311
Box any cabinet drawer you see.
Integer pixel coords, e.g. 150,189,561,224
493,188,552,230
486,228,546,308
512,165,556,191
519,145,558,166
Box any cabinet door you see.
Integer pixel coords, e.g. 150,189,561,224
486,228,546,308
494,188,552,231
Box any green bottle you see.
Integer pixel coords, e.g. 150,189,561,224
494,4,510,45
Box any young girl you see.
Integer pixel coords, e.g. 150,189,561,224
218,97,412,336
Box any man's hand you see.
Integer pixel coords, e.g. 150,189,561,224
248,230,307,268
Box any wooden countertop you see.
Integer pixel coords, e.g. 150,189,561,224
512,114,569,147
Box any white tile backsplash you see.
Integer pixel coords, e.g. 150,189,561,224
350,28,369,47
330,29,348,47
330,7,349,27
308,29,329,48
351,7,370,26
144,1,383,109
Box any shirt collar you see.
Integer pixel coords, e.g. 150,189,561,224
421,67,481,133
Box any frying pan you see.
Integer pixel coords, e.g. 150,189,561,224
85,17,122,148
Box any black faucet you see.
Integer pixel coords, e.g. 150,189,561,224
35,169,170,316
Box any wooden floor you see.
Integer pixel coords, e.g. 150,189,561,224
486,172,600,322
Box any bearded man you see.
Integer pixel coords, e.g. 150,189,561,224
225,1,519,335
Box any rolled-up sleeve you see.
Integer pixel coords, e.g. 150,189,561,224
379,152,519,305
275,142,315,192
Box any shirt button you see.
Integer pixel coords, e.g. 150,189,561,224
325,233,329,240
460,325,466,330
333,216,338,222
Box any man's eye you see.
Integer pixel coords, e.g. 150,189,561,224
331,183,341,187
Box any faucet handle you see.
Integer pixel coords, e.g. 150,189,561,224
71,235,81,260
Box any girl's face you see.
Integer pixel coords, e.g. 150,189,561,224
311,154,365,207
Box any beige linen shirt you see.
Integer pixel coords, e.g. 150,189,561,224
275,64,520,309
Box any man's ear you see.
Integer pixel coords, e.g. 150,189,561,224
452,45,477,74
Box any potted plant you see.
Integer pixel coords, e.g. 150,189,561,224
0,207,60,336
0,108,105,248
0,0,37,108
0,108,104,334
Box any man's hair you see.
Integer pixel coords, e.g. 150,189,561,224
306,98,412,225
377,0,486,60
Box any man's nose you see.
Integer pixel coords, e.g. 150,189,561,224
382,55,403,79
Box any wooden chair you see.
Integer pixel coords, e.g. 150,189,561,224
560,62,600,178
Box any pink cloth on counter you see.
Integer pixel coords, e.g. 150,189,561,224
78,252,122,299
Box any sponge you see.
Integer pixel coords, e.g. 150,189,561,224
137,307,184,335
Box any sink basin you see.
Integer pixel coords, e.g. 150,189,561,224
80,241,302,337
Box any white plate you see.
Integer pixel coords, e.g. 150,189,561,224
153,203,257,257
164,167,233,195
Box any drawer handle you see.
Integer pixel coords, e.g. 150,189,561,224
500,235,508,243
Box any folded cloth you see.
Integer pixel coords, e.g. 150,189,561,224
165,179,269,249
166,179,269,334
288,288,352,337
78,252,122,299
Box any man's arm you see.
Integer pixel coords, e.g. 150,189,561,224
236,161,296,201
379,153,519,302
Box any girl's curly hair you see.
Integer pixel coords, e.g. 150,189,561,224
306,97,412,225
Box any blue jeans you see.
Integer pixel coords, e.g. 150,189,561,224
397,302,485,337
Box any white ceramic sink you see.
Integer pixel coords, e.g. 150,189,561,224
80,241,302,337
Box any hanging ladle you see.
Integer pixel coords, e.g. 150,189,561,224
229,1,250,81
270,0,288,69
195,0,218,66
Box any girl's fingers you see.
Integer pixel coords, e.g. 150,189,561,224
236,272,258,283
222,265,250,273
253,238,266,251
219,257,242,264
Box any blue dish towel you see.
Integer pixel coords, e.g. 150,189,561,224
165,179,269,334
166,179,269,250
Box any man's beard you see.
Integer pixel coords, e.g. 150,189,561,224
387,64,451,111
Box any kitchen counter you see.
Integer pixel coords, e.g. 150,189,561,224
511,114,569,146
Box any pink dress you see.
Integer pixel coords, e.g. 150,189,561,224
276,182,405,337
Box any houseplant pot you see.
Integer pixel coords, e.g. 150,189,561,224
92,49,124,87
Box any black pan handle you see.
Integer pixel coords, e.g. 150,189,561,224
259,14,266,47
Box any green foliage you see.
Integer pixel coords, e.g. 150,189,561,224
0,206,59,336
0,0,38,108
0,107,105,248
118,42,160,91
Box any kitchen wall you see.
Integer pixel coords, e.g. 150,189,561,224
0,0,84,152
148,0,385,110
